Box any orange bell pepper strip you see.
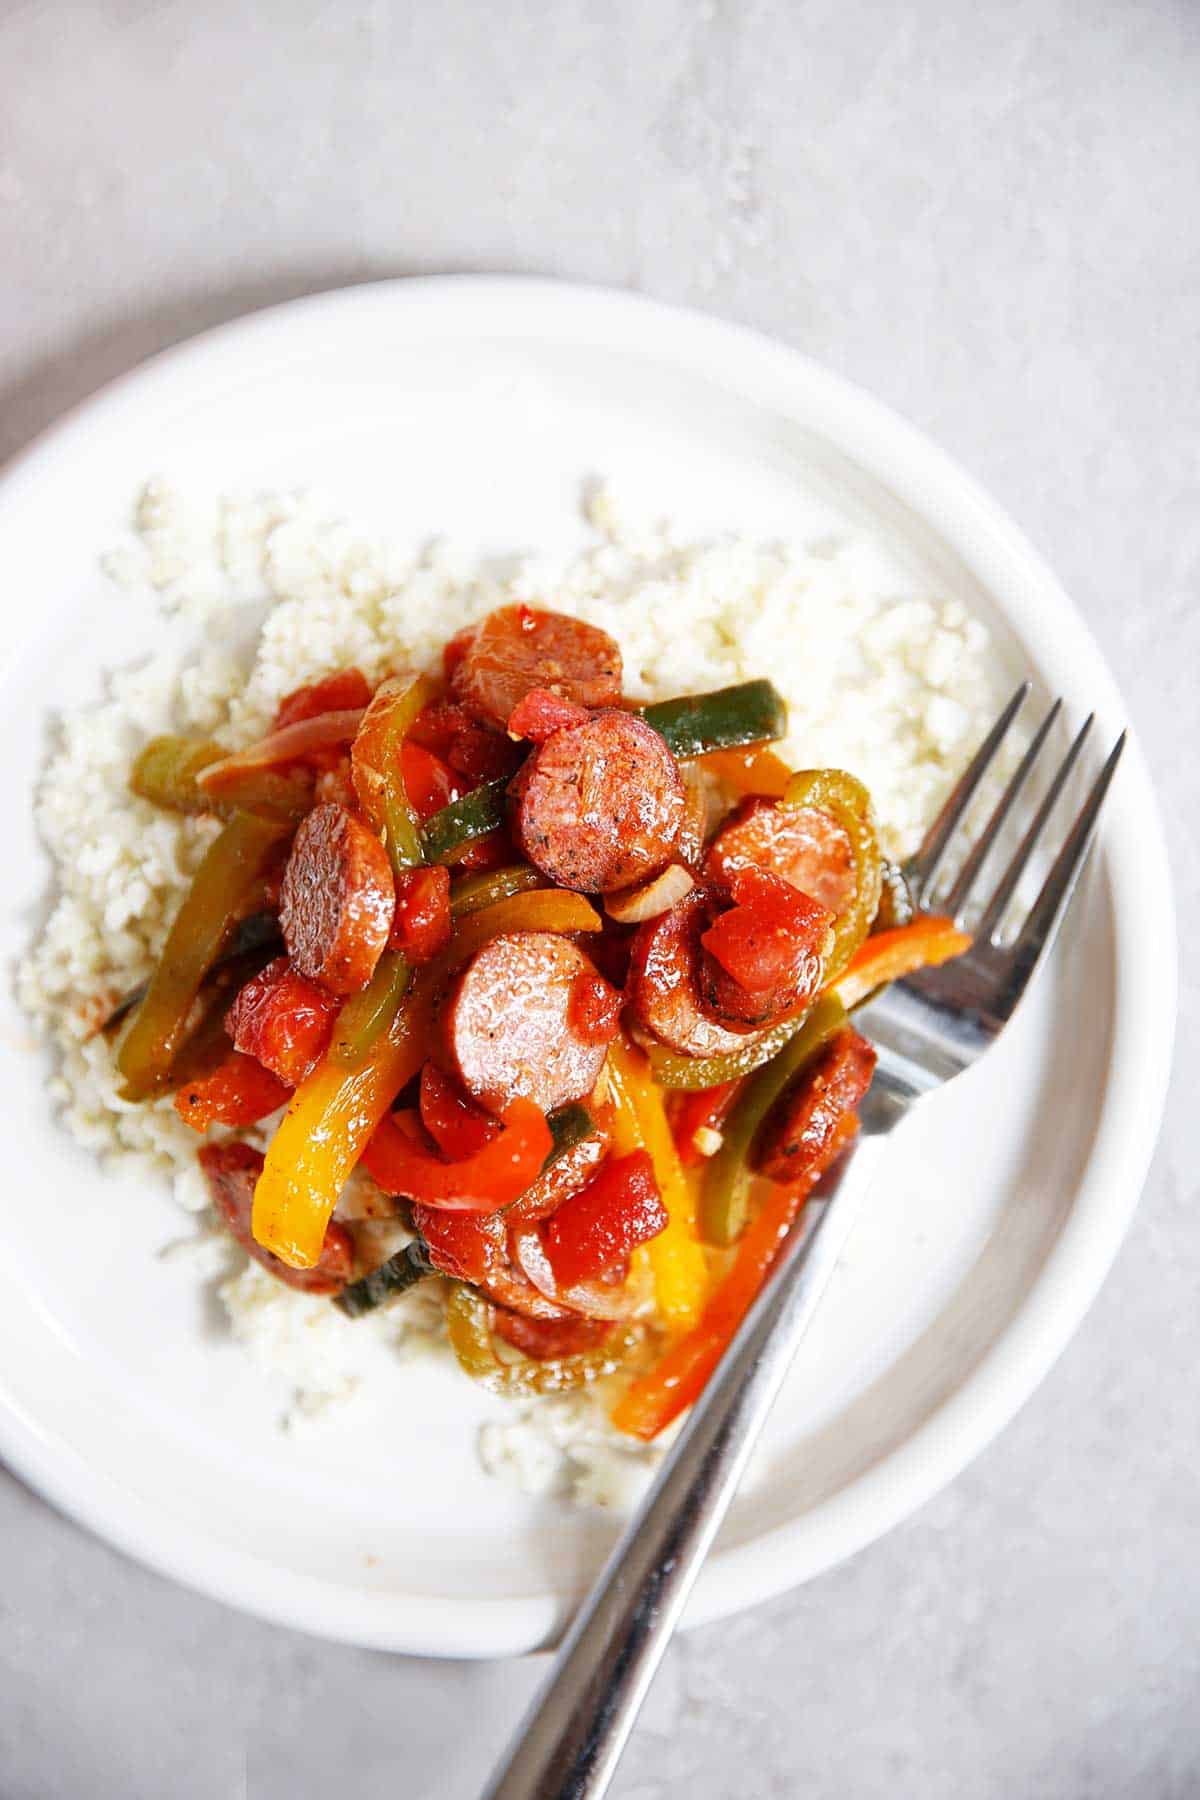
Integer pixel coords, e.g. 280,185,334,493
251,952,420,1269
611,1113,860,1441
360,1100,552,1212
606,1036,708,1333
831,916,972,1011
699,745,794,799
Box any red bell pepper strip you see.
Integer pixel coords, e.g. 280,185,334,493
173,1051,291,1132
361,1099,552,1212
543,1150,667,1289
668,1081,743,1166
610,1113,859,1441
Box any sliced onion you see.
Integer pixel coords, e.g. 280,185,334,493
511,1226,644,1321
604,862,695,925
196,709,367,792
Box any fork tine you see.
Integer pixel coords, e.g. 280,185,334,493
905,682,1029,904
943,699,1062,919
1000,734,1126,992
976,713,1094,940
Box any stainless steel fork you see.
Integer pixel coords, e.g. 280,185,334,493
482,687,1125,1800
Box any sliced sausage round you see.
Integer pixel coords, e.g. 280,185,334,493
753,1028,877,1182
279,802,395,997
452,603,623,730
626,889,767,1060
509,710,685,893
443,930,616,1115
705,797,855,917
198,1141,354,1294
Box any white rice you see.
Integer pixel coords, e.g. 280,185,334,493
19,476,1006,1508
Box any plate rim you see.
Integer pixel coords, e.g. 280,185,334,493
0,274,1177,1656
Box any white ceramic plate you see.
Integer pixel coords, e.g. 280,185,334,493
0,279,1174,1657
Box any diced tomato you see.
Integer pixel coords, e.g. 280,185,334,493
491,1308,612,1360
701,866,831,994
173,1051,291,1132
412,1205,504,1284
543,1149,667,1289
409,699,522,784
225,956,340,1086
568,969,623,1046
506,687,589,744
273,668,373,731
668,1080,742,1166
401,741,467,823
388,865,452,962
419,1062,501,1161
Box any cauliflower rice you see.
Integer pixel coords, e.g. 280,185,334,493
19,477,1005,1507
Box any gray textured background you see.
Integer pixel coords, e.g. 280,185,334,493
2,3,1197,1796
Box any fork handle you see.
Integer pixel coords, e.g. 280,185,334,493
481,1124,889,1800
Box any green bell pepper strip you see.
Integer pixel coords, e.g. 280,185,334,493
326,951,412,1070
115,812,291,1101
419,778,509,865
449,862,543,918
640,680,788,759
335,1239,437,1318
700,994,847,1245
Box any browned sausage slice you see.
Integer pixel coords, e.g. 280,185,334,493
279,802,394,996
443,930,616,1114
626,889,767,1059
753,1028,877,1181
198,1141,354,1293
451,604,623,730
510,711,685,893
705,797,855,916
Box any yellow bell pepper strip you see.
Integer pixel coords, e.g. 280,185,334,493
445,1283,641,1397
449,862,544,918
611,1114,861,1440
605,1035,708,1333
698,745,794,800
360,1100,552,1212
780,769,883,983
251,953,420,1269
116,811,291,1101
699,994,846,1245
351,674,439,876
831,916,972,1012
131,735,313,824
